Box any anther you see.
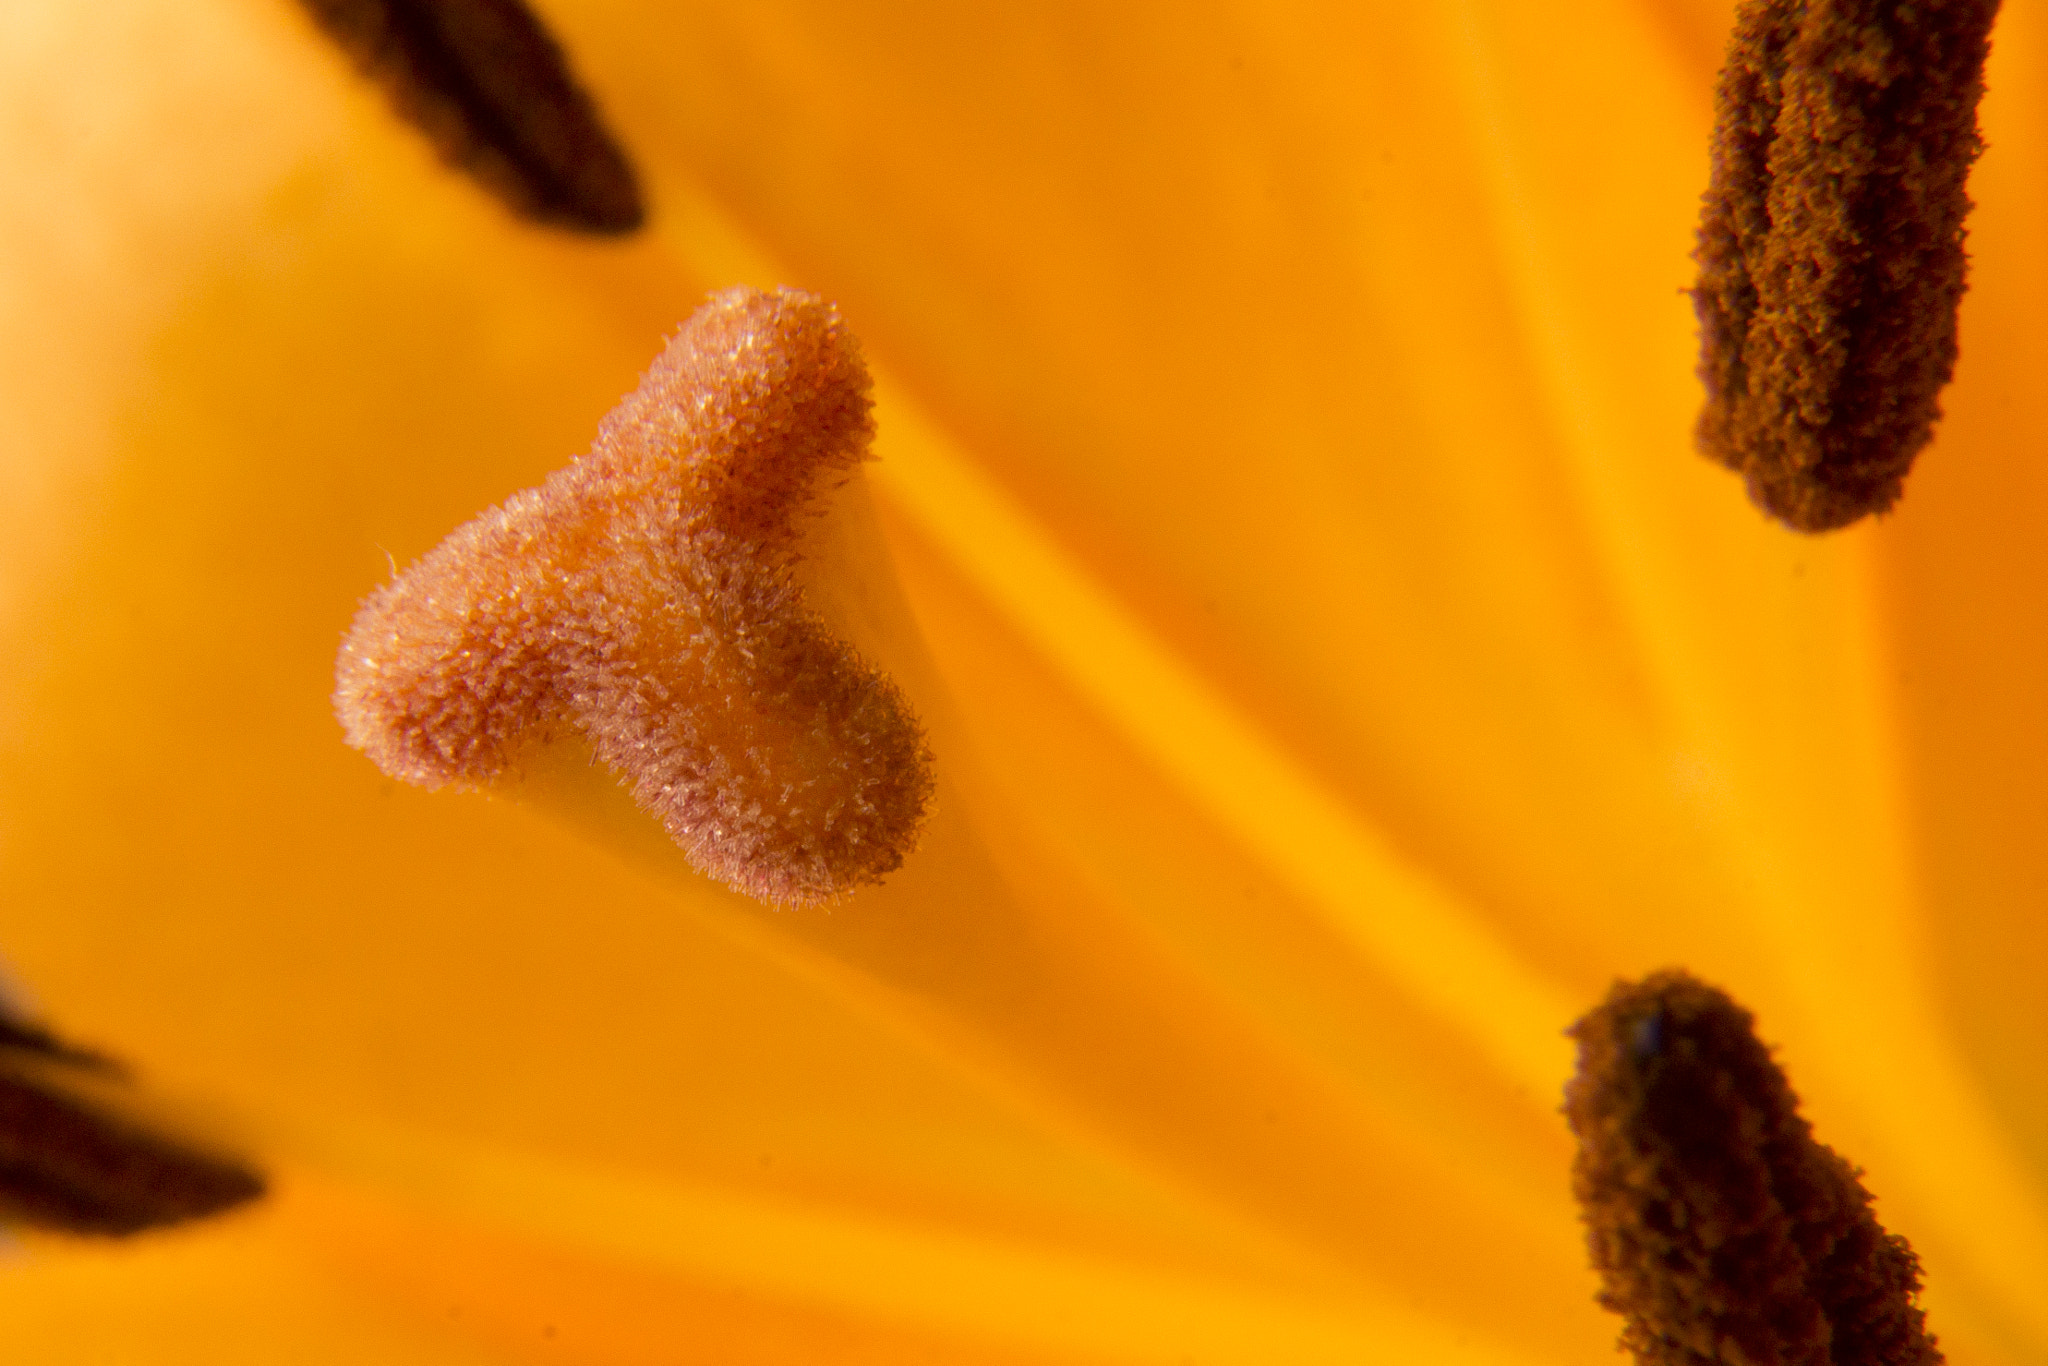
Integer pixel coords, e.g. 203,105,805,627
0,1008,265,1236
334,287,936,908
293,0,644,234
1692,0,1999,531
1565,971,1940,1366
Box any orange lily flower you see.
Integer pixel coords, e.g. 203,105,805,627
3,1,2046,1361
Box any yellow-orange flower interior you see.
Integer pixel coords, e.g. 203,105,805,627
2,1,2047,1362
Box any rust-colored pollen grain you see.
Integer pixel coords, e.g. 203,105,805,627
1564,971,1940,1366
1692,0,1999,531
334,286,936,907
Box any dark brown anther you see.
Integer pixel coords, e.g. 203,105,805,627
0,1007,265,1237
1564,971,1941,1366
1692,0,1999,531
293,0,644,234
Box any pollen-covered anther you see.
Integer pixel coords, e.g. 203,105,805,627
1564,970,1941,1366
1691,0,1999,531
292,0,644,234
0,1010,266,1236
334,286,935,907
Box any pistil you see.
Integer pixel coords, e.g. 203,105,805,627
334,287,936,907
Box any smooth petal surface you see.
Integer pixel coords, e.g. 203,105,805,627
2,1,2045,1363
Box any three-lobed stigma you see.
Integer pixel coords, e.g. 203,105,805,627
334,286,935,908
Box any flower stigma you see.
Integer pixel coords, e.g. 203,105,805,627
334,286,937,908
